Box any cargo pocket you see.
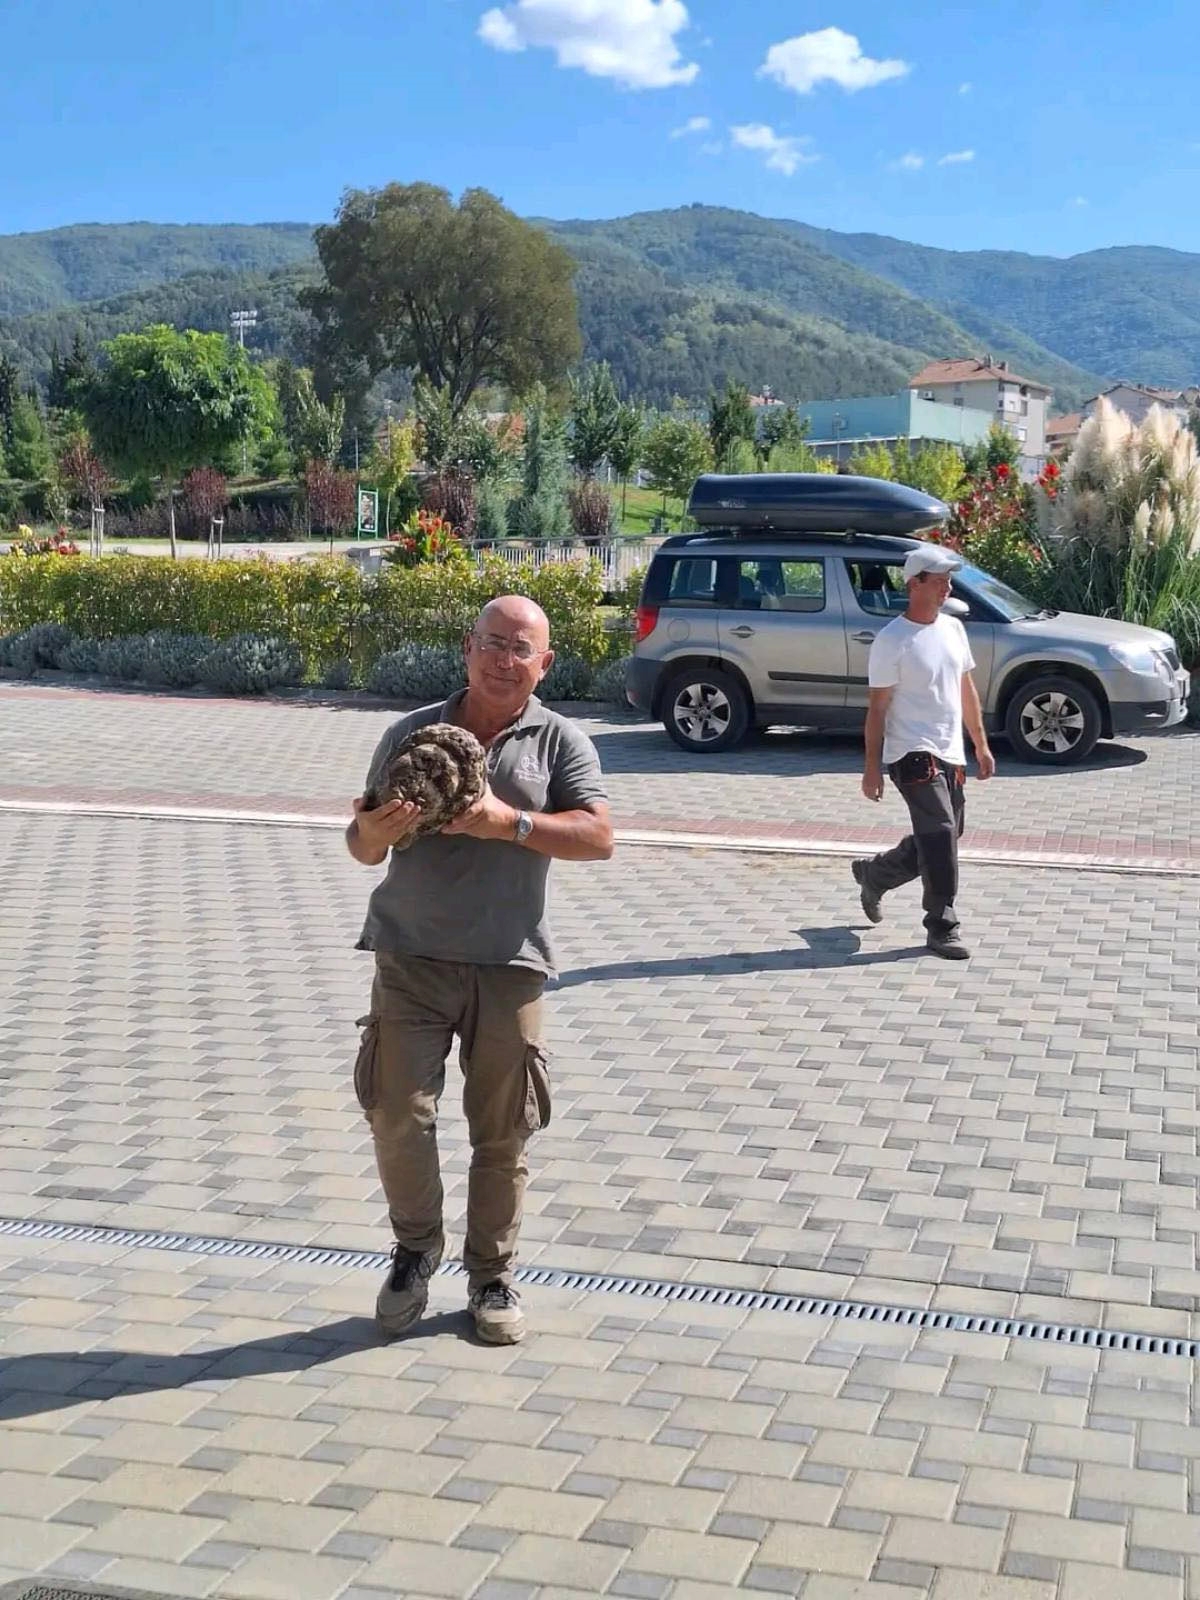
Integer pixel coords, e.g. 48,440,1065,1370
353,1014,381,1114
517,1045,552,1133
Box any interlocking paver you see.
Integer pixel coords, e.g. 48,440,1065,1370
2,696,1200,1600
3,681,1197,864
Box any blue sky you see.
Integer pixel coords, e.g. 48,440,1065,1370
3,0,1199,256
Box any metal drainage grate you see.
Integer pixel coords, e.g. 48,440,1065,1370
3,1213,1198,1360
0,1583,181,1600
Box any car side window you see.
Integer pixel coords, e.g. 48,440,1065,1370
664,557,720,606
845,559,907,617
735,558,825,612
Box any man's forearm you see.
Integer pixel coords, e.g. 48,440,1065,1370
516,806,613,861
864,707,886,773
962,675,988,752
345,819,388,867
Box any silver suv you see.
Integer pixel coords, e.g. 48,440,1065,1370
625,473,1191,765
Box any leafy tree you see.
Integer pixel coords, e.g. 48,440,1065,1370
897,440,966,503
757,404,806,467
567,478,615,547
569,362,620,477
609,401,645,521
303,182,581,417
708,379,755,471
365,418,417,534
848,441,896,480
290,368,345,464
459,410,520,486
303,458,356,537
57,430,112,511
83,325,265,557
963,423,1022,481
643,415,712,512
766,438,833,474
181,466,229,526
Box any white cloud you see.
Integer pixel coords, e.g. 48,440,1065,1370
759,27,909,95
1071,195,1089,207
938,148,975,165
958,80,972,94
730,122,818,177
670,115,711,138
477,0,698,90
889,151,924,171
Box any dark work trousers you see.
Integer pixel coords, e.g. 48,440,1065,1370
863,752,966,939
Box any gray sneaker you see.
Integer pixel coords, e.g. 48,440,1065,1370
469,1281,526,1345
927,932,970,960
376,1244,442,1336
851,859,883,924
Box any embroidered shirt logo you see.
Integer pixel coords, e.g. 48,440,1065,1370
515,753,546,785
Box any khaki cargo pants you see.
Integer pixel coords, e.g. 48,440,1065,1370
353,952,551,1292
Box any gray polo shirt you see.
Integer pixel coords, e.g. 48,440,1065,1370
355,692,607,978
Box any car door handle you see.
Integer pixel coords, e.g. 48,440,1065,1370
851,631,876,643
729,625,755,638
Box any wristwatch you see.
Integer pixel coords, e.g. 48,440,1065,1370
513,810,533,845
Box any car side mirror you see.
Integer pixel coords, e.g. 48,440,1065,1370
942,596,970,619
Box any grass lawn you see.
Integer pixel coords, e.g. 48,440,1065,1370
616,484,683,536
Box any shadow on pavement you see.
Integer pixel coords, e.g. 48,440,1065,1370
0,1311,474,1423
592,724,1153,779
555,926,925,988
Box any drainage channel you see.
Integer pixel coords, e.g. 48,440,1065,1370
3,1215,1197,1360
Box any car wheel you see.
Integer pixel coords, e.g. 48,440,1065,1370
662,667,751,753
1004,674,1102,765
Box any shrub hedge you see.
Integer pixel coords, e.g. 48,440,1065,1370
0,551,613,680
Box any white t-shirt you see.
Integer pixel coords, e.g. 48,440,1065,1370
868,613,976,767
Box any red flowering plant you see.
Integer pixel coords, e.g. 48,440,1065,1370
6,524,81,557
383,509,469,569
946,462,1046,593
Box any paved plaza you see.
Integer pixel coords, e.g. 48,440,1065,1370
1,681,1199,1599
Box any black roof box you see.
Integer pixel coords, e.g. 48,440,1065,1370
686,473,950,536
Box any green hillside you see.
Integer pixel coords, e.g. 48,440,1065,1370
778,223,1200,387
6,205,1198,405
0,222,315,320
548,206,1101,406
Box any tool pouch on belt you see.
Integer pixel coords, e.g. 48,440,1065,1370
893,752,966,787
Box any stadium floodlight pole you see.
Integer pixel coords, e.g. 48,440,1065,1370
230,310,258,474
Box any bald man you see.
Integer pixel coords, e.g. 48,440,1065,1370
347,596,613,1343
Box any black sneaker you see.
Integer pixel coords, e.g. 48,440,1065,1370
926,933,970,960
851,859,882,924
469,1281,526,1345
375,1244,442,1336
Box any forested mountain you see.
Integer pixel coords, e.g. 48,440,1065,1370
0,222,315,319
5,205,1196,406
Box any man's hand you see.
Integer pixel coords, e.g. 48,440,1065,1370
441,784,518,841
862,766,885,803
351,795,421,855
975,745,997,781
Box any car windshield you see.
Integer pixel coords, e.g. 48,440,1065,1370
954,559,1041,621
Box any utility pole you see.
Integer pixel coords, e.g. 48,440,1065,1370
230,310,258,477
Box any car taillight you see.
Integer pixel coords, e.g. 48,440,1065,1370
633,604,659,644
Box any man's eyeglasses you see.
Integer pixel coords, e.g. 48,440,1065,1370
471,632,541,663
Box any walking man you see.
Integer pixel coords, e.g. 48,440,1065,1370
853,545,995,959
346,596,613,1343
